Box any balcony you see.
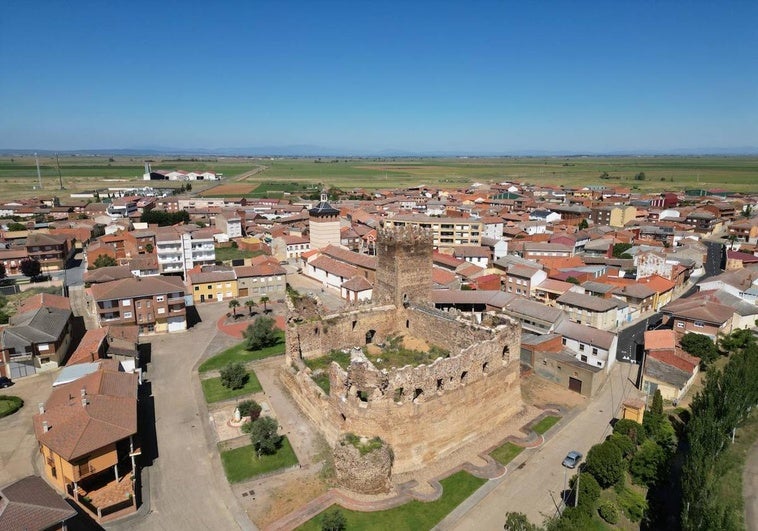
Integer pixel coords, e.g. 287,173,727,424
70,473,136,523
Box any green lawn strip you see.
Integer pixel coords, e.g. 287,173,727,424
201,373,262,403
219,437,298,483
0,396,23,418
214,246,265,262
296,471,486,531
490,442,524,466
199,335,284,373
532,415,561,435
712,409,758,528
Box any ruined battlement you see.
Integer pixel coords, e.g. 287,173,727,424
377,224,433,249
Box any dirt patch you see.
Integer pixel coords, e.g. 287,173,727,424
199,183,257,196
520,371,586,409
401,335,430,351
248,471,328,527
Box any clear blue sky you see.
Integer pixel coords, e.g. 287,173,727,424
1,1,756,153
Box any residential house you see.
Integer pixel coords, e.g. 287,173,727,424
0,294,73,379
555,291,619,330
383,215,483,247
215,210,243,238
533,278,580,305
590,206,636,228
340,275,373,302
661,297,734,339
234,262,286,300
504,264,547,298
556,320,618,370
272,234,311,261
90,276,186,334
635,251,673,280
34,362,139,523
0,247,29,275
187,268,238,303
612,283,656,319
0,475,77,531
453,246,490,268
522,242,574,260
84,265,134,284
521,333,606,397
642,330,699,402
684,211,720,235
502,298,565,334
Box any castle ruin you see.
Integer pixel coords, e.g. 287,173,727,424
281,225,523,479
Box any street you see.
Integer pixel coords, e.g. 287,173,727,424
444,362,641,530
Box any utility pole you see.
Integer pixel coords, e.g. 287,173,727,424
55,154,64,190
575,472,580,507
35,153,42,190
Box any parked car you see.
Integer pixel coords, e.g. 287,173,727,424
0,376,13,388
562,450,582,469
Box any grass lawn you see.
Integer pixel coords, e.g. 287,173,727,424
219,437,298,483
296,471,487,531
490,442,524,466
201,372,262,403
712,409,758,528
303,350,353,371
199,334,284,373
214,246,265,262
311,373,330,394
532,415,561,435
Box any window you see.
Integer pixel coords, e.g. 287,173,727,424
123,311,133,319
580,355,588,362
592,347,598,355
694,321,704,328
207,285,212,289
122,299,131,307
579,344,585,351
136,301,142,308
562,338,567,345
194,286,199,291
676,322,685,328
157,295,165,302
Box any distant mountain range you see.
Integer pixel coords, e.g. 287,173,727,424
1,145,757,157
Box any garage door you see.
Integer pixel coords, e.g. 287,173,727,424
568,377,582,394
9,359,35,379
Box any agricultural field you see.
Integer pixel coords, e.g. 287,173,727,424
0,155,756,201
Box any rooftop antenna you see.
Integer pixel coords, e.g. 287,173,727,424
35,152,43,190
55,153,64,190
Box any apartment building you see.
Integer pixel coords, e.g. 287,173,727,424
555,291,620,330
90,276,187,334
155,228,215,276
215,210,243,238
383,214,483,247
590,205,637,228
26,232,73,270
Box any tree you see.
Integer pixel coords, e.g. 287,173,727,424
578,218,589,230
569,472,600,511
644,389,665,439
249,416,281,456
219,362,248,390
584,441,624,488
630,439,666,486
612,243,633,259
7,222,26,231
91,255,118,269
259,295,270,312
613,418,646,444
238,399,262,421
742,204,753,218
228,299,240,317
680,333,718,367
503,512,540,531
321,508,347,531
607,433,637,459
244,316,279,351
145,243,154,253
634,172,646,181
245,300,256,316
20,258,42,278
566,277,580,285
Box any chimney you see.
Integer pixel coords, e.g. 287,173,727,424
81,397,88,407
42,420,49,433
38,402,45,414
80,388,86,398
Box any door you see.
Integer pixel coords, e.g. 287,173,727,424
200,294,205,303
238,288,248,297
568,377,582,394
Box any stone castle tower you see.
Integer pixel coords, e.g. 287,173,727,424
373,225,432,307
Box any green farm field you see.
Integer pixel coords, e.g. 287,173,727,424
0,155,756,200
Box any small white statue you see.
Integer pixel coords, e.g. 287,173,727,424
233,407,241,422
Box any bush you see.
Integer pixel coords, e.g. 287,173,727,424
249,416,281,456
584,441,624,488
219,362,248,390
321,508,346,531
598,501,619,524
617,485,648,522
0,395,24,418
238,399,262,420
503,511,540,530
